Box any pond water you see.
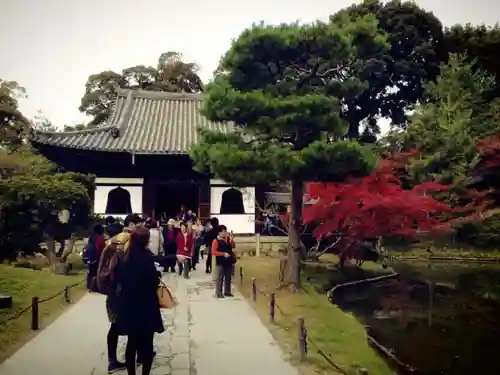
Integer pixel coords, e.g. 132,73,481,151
329,261,500,375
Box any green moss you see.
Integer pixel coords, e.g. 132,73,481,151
0,265,85,362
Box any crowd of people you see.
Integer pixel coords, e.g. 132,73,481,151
82,208,236,375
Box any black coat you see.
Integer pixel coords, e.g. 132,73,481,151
115,247,164,335
162,227,178,255
204,228,219,252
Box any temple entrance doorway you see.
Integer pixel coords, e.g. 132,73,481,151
155,183,199,222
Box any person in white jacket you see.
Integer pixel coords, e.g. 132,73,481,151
147,220,164,257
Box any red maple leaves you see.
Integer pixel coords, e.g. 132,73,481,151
476,134,500,170
303,157,455,243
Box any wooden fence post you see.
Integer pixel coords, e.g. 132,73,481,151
269,292,276,323
64,286,71,303
239,266,243,285
252,278,257,301
297,317,307,360
31,297,39,331
255,234,261,257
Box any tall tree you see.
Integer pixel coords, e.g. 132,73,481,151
378,54,500,247
155,51,203,93
79,51,203,126
79,71,125,126
32,111,58,132
0,82,94,261
122,65,157,90
190,18,387,288
330,0,445,138
445,24,500,98
0,79,29,147
399,54,500,185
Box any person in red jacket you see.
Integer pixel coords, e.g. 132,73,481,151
212,225,236,298
85,224,106,292
176,221,194,278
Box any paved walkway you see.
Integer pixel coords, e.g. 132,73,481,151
0,269,300,375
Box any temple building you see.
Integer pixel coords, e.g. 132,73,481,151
30,89,260,234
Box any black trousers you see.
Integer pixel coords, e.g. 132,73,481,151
107,323,119,361
205,253,212,273
162,253,177,272
215,263,233,296
86,262,98,291
177,258,190,278
125,331,155,374
191,246,200,270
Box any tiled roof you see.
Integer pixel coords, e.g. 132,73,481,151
30,89,232,154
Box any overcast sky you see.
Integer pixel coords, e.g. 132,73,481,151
0,0,499,129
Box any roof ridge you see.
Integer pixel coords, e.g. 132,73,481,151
32,124,113,137
31,91,135,137
117,88,203,101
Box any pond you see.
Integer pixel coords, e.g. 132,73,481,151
329,261,500,375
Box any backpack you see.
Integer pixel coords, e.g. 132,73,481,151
96,243,121,295
82,237,98,264
114,231,131,253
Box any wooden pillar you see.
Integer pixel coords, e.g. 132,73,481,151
199,177,210,221
142,178,156,219
254,184,266,234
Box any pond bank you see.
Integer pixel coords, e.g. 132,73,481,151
326,260,500,375
237,256,394,375
388,247,500,263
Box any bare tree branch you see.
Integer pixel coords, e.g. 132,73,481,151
307,235,342,259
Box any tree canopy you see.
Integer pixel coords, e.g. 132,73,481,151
330,0,445,138
0,80,30,147
384,54,500,186
445,23,500,98
303,155,454,265
0,80,94,260
376,54,500,249
190,17,391,287
79,51,203,126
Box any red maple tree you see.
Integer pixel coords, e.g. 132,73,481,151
476,134,500,170
301,151,488,265
304,161,450,234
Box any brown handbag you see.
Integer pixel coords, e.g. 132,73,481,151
157,281,178,309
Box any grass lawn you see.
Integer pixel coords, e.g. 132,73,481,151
236,256,394,375
0,264,86,362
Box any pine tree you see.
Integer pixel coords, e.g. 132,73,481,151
400,54,500,185
190,17,388,288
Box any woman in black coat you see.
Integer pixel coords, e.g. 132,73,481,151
115,227,164,375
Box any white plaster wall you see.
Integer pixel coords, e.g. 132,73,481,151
209,179,228,185
95,177,143,185
210,186,255,214
211,214,255,234
94,185,143,214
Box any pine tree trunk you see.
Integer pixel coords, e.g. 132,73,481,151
279,179,303,290
61,234,77,263
45,237,58,266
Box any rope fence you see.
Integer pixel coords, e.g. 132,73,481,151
238,266,369,375
0,279,85,331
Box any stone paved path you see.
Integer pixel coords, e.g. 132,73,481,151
0,269,299,375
